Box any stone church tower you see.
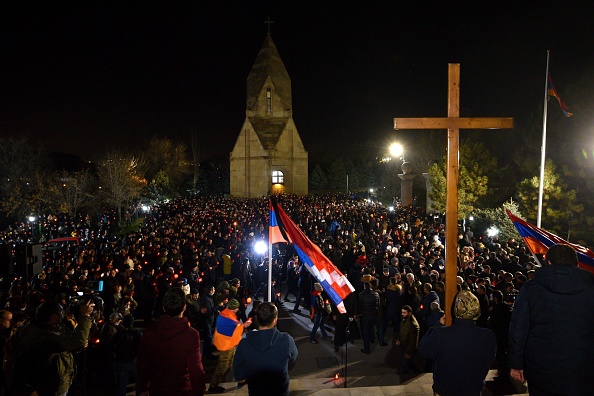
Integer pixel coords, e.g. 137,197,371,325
230,32,308,198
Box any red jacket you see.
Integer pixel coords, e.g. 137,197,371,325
137,316,206,395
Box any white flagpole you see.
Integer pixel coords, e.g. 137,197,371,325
268,243,272,302
268,199,273,302
537,50,550,228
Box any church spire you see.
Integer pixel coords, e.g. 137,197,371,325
246,31,292,112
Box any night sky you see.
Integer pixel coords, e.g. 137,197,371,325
1,2,593,164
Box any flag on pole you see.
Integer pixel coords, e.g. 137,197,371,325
506,210,594,275
269,201,289,244
547,75,573,117
271,200,354,313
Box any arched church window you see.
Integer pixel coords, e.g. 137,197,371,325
272,170,284,184
266,88,272,113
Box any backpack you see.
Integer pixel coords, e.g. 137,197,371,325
112,328,140,363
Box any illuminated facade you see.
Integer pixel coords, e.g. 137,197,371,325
230,33,308,198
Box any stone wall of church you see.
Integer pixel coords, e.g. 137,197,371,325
230,119,308,198
230,126,270,198
270,123,308,195
230,156,270,198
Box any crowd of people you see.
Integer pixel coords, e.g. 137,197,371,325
0,193,590,395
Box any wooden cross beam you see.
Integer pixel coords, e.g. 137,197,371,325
394,63,513,325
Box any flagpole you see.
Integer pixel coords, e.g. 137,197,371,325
537,50,550,228
268,243,272,302
268,198,272,302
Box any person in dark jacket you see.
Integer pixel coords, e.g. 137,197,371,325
233,302,298,396
474,284,490,328
333,291,357,352
419,289,496,396
136,287,206,396
110,314,141,396
309,283,330,343
358,281,379,353
4,300,94,396
198,285,216,359
379,277,402,345
395,304,419,374
417,283,439,331
293,263,311,312
508,243,594,395
488,290,512,381
425,301,445,329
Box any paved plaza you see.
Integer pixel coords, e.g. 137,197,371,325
196,299,529,396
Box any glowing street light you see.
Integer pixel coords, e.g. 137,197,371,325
389,142,404,161
254,240,267,255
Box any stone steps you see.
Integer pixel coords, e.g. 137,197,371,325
206,370,529,395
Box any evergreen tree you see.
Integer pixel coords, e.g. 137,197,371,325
516,159,583,236
474,200,522,242
327,158,347,191
309,164,328,192
143,136,191,196
428,141,493,219
148,170,177,203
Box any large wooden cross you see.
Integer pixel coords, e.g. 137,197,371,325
394,63,513,325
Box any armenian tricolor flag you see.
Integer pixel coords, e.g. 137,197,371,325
213,308,244,351
269,200,289,245
547,75,573,117
270,200,354,313
506,210,594,275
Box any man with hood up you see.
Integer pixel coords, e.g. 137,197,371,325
233,302,298,396
508,243,594,395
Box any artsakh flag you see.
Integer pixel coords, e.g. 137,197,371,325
547,75,573,117
272,200,354,313
506,210,594,275
269,201,289,244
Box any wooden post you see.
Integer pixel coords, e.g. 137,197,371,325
394,64,513,325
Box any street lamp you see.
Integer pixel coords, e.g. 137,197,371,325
389,143,404,162
28,215,37,238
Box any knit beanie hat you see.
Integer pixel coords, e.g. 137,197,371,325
454,289,480,320
227,299,240,310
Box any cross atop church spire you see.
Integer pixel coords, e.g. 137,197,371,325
264,17,274,35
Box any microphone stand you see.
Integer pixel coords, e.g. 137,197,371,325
344,316,353,388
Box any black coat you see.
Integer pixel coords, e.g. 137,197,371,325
358,289,379,317
419,319,496,396
508,265,594,395
488,302,511,344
